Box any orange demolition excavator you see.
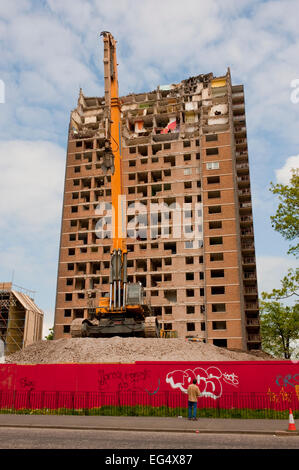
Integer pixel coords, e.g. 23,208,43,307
71,32,159,338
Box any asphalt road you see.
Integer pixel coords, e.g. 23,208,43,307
0,427,298,449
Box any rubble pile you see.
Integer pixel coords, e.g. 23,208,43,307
5,337,275,364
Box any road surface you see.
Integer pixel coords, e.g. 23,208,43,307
0,427,298,449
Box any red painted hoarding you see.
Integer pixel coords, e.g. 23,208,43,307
0,361,298,410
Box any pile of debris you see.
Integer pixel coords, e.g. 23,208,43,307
5,337,275,364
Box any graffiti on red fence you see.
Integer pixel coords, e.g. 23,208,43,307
165,366,239,399
97,368,152,392
267,387,293,404
275,374,299,389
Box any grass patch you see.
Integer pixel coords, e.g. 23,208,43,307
0,406,296,419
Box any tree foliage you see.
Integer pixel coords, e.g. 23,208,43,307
259,301,299,359
45,327,54,341
262,268,299,300
270,169,299,257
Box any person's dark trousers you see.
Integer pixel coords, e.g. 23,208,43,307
188,400,197,419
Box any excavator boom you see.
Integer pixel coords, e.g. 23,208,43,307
70,33,159,339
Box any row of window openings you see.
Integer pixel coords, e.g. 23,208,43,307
74,135,217,155
65,271,205,288
70,176,218,202
63,322,227,336
62,323,225,334
65,252,225,273
64,286,227,302
63,303,226,319
128,153,200,167
162,321,226,333
74,140,199,153
70,183,202,208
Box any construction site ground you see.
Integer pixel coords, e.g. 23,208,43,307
5,337,275,364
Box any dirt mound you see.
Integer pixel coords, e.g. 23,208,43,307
5,337,276,364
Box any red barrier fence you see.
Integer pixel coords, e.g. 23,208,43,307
0,361,298,416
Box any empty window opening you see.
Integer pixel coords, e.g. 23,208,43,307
207,176,220,184
212,303,226,312
210,237,223,245
208,206,221,214
211,269,224,278
186,305,195,314
164,155,176,166
210,253,224,261
151,274,162,287
164,306,172,315
209,221,222,229
206,134,218,142
208,191,221,199
74,309,84,318
206,147,219,156
152,144,162,155
186,289,194,297
213,339,227,347
186,273,194,281
211,286,225,295
164,290,177,303
187,322,195,331
164,242,176,254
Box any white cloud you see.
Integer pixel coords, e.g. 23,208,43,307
0,140,65,234
275,155,299,184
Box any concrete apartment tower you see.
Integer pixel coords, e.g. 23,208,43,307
54,68,261,351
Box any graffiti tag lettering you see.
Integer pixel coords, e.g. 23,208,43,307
267,387,293,403
166,367,239,400
97,368,151,392
275,374,299,388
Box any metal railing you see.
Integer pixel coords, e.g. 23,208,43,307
0,390,297,419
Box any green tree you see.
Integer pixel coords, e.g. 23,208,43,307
259,301,299,359
262,268,299,300
45,327,54,340
270,169,299,257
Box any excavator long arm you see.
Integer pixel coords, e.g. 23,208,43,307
101,31,127,310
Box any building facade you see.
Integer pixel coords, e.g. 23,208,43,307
54,68,261,351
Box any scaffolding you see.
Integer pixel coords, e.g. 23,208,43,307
0,283,43,356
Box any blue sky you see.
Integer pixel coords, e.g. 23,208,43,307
0,0,298,337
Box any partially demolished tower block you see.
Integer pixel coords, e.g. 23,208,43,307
54,68,261,351
0,283,43,355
